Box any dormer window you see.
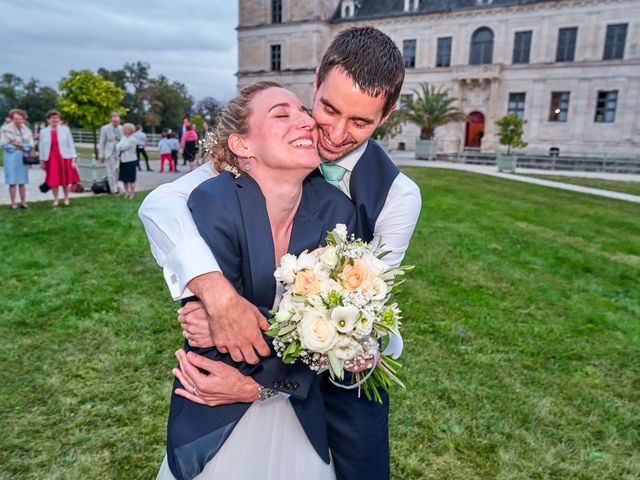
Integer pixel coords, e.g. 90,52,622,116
341,0,355,18
404,0,419,12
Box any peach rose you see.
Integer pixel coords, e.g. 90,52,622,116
338,258,375,292
292,270,321,296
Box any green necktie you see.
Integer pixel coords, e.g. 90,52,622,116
320,162,348,189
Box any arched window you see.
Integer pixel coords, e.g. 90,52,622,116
469,27,494,64
345,5,351,17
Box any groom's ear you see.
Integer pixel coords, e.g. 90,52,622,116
228,133,252,158
313,67,319,96
377,104,397,128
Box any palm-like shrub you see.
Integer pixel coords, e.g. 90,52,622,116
495,115,528,155
401,83,467,140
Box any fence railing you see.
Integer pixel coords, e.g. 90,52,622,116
70,129,162,147
444,150,640,174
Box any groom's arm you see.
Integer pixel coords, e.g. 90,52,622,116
372,173,422,267
138,163,220,300
138,164,270,363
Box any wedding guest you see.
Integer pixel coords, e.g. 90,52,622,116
38,109,80,207
1,108,34,210
98,113,123,194
180,123,199,170
157,131,175,173
178,118,190,142
134,124,152,171
169,132,180,172
117,123,138,199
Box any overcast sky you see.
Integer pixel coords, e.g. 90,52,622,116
0,0,238,101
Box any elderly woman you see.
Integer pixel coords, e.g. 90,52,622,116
116,123,138,198
39,109,80,207
0,109,34,210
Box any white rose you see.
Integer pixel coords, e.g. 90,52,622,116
330,305,360,333
296,251,318,271
275,254,298,284
298,309,337,353
354,309,375,338
320,249,339,269
369,277,388,301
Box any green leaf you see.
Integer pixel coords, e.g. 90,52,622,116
327,352,344,380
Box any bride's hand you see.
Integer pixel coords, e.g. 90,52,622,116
179,301,214,348
345,357,375,373
173,350,260,406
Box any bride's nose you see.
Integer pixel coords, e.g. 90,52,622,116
297,111,316,130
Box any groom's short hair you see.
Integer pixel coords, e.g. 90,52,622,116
317,26,405,117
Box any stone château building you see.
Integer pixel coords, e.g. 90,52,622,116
237,0,640,156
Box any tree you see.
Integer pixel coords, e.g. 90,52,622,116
145,75,192,131
57,70,127,158
194,96,223,127
17,79,58,124
0,73,24,120
400,83,466,140
495,115,528,155
123,61,150,125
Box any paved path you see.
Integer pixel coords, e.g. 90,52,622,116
2,154,639,205
0,159,187,206
393,154,640,204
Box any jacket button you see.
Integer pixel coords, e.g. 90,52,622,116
272,380,281,388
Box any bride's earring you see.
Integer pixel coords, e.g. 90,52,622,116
245,156,255,172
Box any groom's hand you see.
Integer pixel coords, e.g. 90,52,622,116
173,349,260,406
187,272,271,364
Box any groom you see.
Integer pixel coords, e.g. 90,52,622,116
139,27,421,480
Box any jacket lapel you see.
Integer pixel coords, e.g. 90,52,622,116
235,175,277,309
290,189,326,255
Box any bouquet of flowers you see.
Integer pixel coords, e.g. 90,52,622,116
267,224,412,402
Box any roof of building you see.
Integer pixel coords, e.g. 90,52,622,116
332,0,557,22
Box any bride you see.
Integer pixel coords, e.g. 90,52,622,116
156,81,356,480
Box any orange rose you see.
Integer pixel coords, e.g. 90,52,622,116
338,259,375,292
292,270,321,296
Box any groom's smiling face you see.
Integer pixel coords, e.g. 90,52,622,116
312,67,393,163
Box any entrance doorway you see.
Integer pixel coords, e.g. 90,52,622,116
465,111,485,148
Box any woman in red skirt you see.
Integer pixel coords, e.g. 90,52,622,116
38,109,80,207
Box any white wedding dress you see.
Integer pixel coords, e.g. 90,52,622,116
157,285,335,480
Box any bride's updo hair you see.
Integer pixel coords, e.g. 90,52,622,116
206,81,283,173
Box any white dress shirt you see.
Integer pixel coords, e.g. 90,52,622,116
138,145,422,300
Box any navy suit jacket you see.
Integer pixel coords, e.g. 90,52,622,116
165,171,356,480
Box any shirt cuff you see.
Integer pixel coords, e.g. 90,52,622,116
163,236,221,300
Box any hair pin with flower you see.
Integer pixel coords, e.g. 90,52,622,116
198,130,218,160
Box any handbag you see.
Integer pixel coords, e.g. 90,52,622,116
18,129,39,164
23,151,39,165
39,182,51,193
91,177,110,194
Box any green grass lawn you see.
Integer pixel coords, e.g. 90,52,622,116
0,168,638,479
520,174,640,196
